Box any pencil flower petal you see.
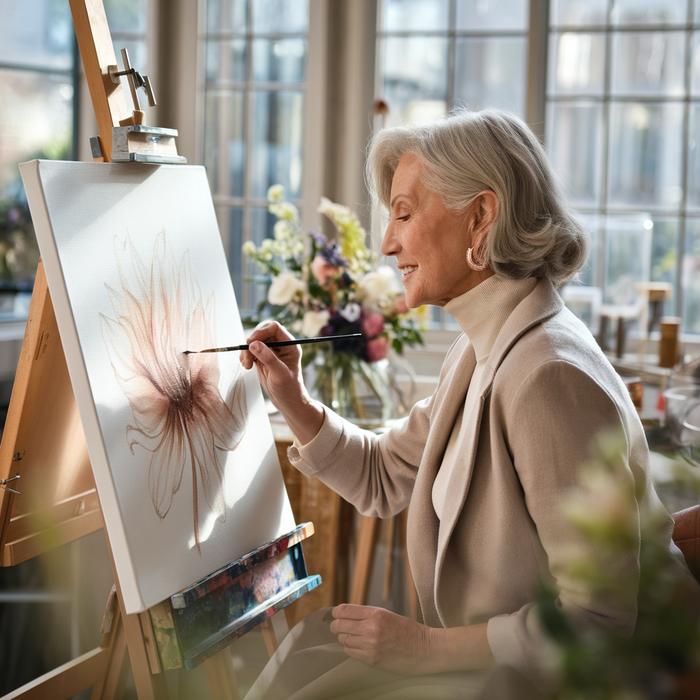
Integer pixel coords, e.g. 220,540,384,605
101,233,247,550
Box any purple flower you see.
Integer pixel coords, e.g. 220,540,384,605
310,232,347,268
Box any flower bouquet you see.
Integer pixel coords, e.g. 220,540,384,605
242,185,425,426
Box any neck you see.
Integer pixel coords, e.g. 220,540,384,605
438,268,495,307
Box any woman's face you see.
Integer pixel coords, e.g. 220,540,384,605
381,153,489,308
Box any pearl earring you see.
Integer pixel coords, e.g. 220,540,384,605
466,247,487,271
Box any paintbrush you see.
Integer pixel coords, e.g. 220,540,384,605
183,332,363,354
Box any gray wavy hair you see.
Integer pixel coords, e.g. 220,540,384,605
366,109,587,286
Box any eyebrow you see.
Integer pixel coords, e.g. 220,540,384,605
389,194,412,208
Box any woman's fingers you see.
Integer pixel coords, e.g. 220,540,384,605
332,604,374,620
337,632,364,650
330,618,365,636
240,321,295,370
248,340,288,376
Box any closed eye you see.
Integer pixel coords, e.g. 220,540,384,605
396,214,410,222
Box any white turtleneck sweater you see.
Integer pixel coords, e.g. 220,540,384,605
431,274,537,519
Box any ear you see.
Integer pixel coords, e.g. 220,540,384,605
469,191,498,246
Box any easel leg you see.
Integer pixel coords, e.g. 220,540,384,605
92,608,127,700
260,618,281,656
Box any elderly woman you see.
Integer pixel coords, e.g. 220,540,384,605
240,110,694,699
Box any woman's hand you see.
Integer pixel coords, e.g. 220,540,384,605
330,604,431,675
240,321,323,445
240,321,303,408
330,604,493,675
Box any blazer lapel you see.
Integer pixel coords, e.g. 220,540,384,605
407,337,477,625
432,279,564,623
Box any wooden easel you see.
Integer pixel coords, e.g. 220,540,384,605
0,2,317,697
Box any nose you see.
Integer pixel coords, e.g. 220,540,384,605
380,220,399,257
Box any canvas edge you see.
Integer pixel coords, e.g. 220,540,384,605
18,159,147,613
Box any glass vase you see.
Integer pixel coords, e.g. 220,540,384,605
306,348,413,429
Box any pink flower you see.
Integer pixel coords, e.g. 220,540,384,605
366,336,389,362
362,311,385,338
310,254,340,288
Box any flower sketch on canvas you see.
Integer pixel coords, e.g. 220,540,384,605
101,233,247,550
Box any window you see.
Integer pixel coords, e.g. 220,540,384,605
546,0,700,333
375,0,530,328
0,0,150,325
376,0,530,128
0,0,76,322
200,0,310,317
105,0,151,74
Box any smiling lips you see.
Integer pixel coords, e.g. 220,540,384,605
399,265,417,280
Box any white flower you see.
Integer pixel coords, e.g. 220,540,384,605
274,220,293,241
267,184,285,203
318,196,349,221
301,310,330,337
339,302,362,323
267,271,305,306
358,266,398,304
269,202,299,221
241,240,257,256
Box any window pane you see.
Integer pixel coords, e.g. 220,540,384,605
608,103,683,208
207,0,247,33
382,0,449,31
252,0,308,33
250,91,304,199
203,91,245,197
253,39,306,83
690,32,700,95
550,0,607,26
575,213,600,287
686,104,700,209
684,220,700,333
454,37,526,115
611,32,685,97
611,0,688,26
603,215,653,305
455,0,528,31
0,0,72,70
248,208,277,313
104,0,149,32
686,105,700,210
0,71,73,196
380,37,448,126
217,207,245,306
547,102,602,207
0,70,72,302
205,40,247,84
548,32,606,95
648,218,678,291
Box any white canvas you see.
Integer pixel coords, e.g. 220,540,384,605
20,160,296,613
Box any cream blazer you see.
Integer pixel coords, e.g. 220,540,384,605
288,278,693,676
